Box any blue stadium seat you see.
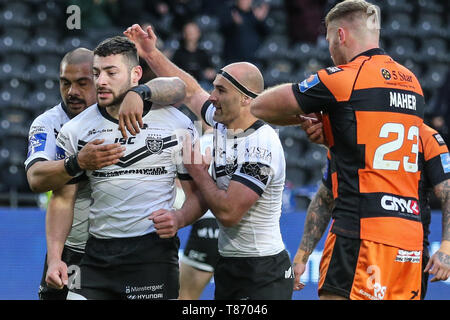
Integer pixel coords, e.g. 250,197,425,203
0,2,31,27
0,54,31,81
195,14,220,32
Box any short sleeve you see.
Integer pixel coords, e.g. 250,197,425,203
201,101,216,127
55,124,78,160
175,120,200,180
24,117,56,171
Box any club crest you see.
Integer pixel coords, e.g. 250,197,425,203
146,137,164,154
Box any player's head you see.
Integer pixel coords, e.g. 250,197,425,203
93,36,142,108
209,62,263,128
59,48,96,118
325,0,380,65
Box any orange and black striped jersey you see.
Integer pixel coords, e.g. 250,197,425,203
293,48,426,250
322,123,450,250
418,124,450,248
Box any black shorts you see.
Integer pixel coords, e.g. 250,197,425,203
68,232,180,300
38,246,84,300
181,218,219,272
214,249,294,300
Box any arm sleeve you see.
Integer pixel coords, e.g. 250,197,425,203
24,117,57,171
291,73,337,114
200,101,216,127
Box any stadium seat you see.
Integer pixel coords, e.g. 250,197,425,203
419,38,448,62
383,12,414,37
0,54,31,81
0,78,31,109
389,37,416,60
28,54,61,81
195,14,220,32
417,0,444,13
199,32,224,55
256,34,290,61
0,27,30,53
416,13,444,37
421,63,448,90
0,2,31,27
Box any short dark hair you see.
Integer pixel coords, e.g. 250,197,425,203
94,36,139,68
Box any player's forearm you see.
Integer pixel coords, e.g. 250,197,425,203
176,189,208,229
26,160,72,193
294,184,334,264
435,179,450,242
142,49,204,115
251,84,302,124
46,190,76,263
145,77,186,106
191,170,236,226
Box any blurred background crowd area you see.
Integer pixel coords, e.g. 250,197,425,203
0,0,449,209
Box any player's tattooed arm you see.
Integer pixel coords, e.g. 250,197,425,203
434,179,450,242
145,76,186,106
295,183,334,263
425,178,450,282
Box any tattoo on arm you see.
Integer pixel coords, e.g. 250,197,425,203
434,179,450,242
437,251,450,267
299,184,334,262
147,77,186,106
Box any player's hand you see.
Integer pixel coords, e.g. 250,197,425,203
293,263,306,291
424,242,450,282
124,24,158,58
298,113,328,146
46,259,68,290
77,139,125,170
118,91,144,139
149,209,181,238
182,133,211,175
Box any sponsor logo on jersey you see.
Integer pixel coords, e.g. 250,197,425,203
381,68,391,80
433,133,446,146
395,249,421,263
55,145,66,160
325,66,343,75
27,133,47,157
441,152,450,173
299,74,320,93
381,195,419,216
146,137,164,154
245,146,272,162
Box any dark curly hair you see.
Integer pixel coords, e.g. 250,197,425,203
94,36,139,68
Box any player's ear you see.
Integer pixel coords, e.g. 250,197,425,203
241,94,251,106
131,65,143,85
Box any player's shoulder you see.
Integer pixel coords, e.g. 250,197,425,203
31,103,66,127
157,106,195,127
420,123,448,151
61,103,99,133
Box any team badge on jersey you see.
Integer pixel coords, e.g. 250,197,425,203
381,68,391,80
146,137,164,154
441,153,450,173
27,133,47,157
433,133,446,146
299,74,320,93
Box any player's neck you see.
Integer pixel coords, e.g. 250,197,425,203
106,105,120,120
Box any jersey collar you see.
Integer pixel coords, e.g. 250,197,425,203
226,120,265,139
98,101,153,124
349,48,386,62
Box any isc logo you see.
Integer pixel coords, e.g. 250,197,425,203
114,137,136,145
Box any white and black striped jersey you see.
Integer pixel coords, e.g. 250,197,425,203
173,132,215,220
56,103,199,239
24,103,92,253
201,102,286,257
